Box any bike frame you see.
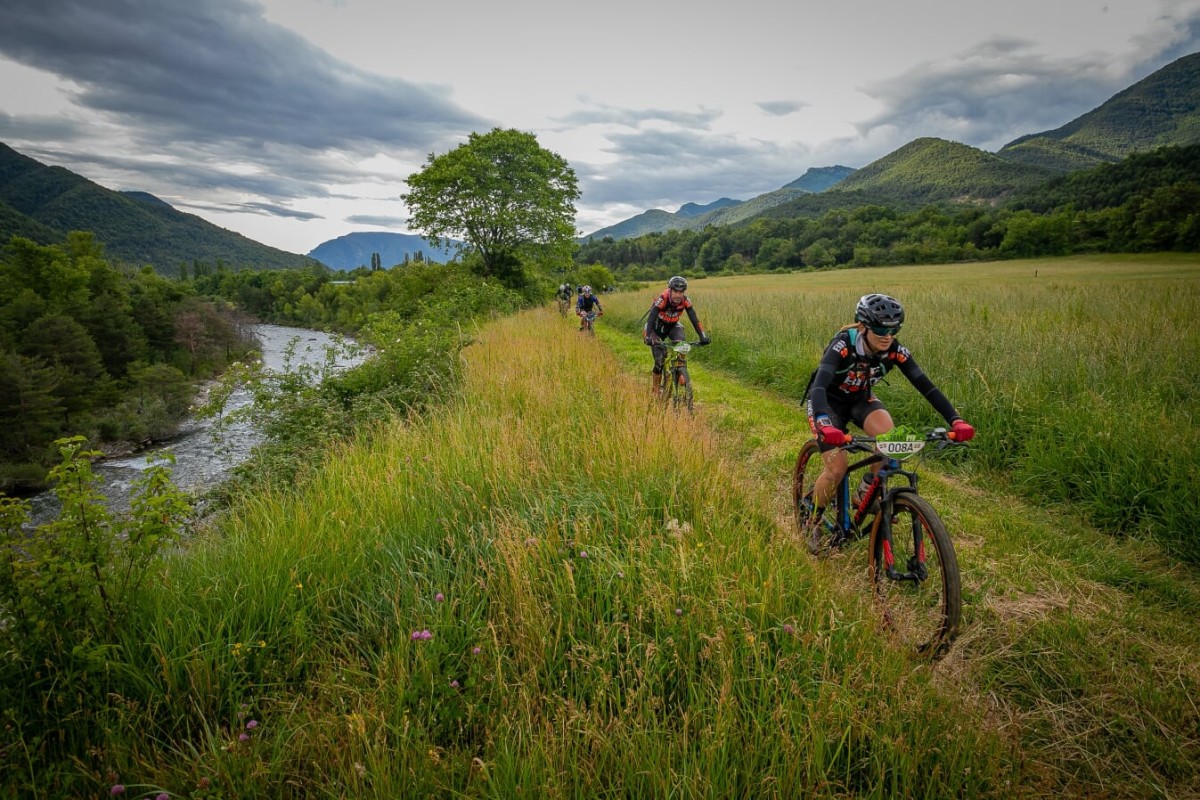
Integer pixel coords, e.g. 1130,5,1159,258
828,441,930,583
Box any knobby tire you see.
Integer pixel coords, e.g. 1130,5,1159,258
869,493,961,656
793,439,961,656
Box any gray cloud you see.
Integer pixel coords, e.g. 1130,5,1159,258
576,128,811,212
0,0,488,198
0,112,89,142
756,100,809,117
857,16,1200,152
240,202,324,220
553,102,722,130
345,214,406,227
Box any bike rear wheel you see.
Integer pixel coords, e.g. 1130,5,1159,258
869,493,961,656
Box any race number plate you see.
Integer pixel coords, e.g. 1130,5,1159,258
875,439,925,457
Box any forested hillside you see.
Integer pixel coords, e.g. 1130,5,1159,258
999,50,1200,171
575,144,1200,277
0,234,256,491
824,137,1055,204
0,143,320,273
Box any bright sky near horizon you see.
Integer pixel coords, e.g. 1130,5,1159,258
1,0,1199,255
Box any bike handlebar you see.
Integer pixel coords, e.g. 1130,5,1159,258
840,427,965,452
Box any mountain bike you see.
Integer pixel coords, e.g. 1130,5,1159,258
792,426,965,656
578,310,600,336
659,340,702,412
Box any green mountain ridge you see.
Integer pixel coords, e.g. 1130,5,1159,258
0,142,321,273
998,51,1200,172
823,137,1056,204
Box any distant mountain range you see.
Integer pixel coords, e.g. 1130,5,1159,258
586,51,1200,239
0,143,319,272
308,232,460,271
580,166,857,241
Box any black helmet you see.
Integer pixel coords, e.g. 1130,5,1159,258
668,276,688,291
855,293,904,329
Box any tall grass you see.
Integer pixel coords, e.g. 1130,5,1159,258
603,256,1200,562
14,311,1019,797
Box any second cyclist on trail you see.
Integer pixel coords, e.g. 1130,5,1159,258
642,276,710,397
576,285,603,331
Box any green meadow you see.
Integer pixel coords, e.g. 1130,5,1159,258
601,254,1200,562
5,255,1200,798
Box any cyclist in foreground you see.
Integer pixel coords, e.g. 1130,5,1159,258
576,285,604,331
803,293,974,549
643,275,710,397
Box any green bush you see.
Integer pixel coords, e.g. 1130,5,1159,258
0,436,191,763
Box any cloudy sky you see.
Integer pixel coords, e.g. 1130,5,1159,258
2,0,1199,255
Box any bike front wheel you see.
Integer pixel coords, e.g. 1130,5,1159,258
869,493,961,656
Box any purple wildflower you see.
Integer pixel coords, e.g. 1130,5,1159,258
783,624,795,635
472,646,481,655
111,786,125,796
450,679,460,688
246,719,258,729
239,732,250,742
421,630,433,640
157,794,170,800
675,608,683,617
435,592,445,602
579,550,588,558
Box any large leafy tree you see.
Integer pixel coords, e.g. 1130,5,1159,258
402,128,580,285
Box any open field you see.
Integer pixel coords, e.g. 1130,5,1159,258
600,254,1200,562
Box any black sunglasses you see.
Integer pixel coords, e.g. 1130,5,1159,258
869,325,901,336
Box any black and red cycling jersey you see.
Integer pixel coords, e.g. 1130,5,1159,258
807,329,960,424
644,290,704,338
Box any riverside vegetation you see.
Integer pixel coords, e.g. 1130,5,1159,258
2,255,1198,797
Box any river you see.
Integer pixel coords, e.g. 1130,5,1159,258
27,324,359,526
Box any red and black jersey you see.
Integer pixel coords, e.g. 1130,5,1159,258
808,329,959,424
644,290,704,337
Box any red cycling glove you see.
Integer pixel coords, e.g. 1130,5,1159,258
951,420,975,442
818,426,847,446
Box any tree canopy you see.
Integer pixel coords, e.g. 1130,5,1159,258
402,128,580,285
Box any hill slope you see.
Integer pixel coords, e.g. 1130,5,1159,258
0,142,319,272
998,50,1200,171
825,137,1055,205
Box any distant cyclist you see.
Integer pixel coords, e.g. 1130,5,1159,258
555,283,572,314
802,293,974,548
576,285,603,330
642,275,710,396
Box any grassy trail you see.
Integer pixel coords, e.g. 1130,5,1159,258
589,307,1200,798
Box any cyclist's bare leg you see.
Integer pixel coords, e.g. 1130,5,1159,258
812,448,848,508
861,408,894,480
